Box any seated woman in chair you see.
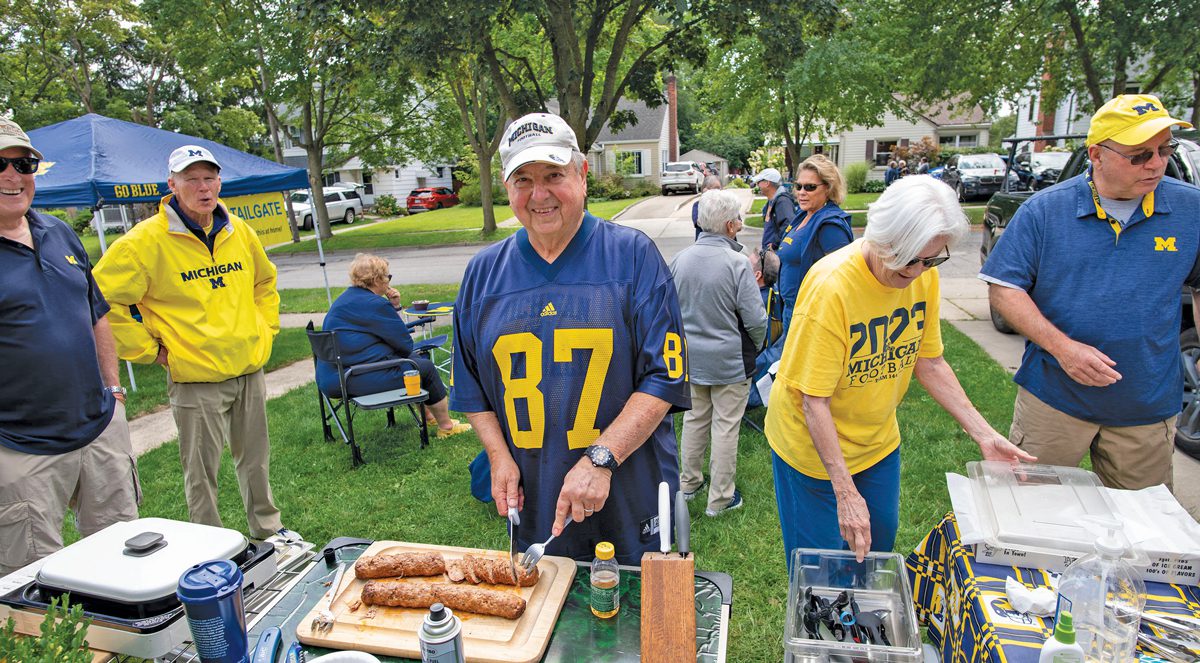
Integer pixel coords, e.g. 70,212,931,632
316,253,472,438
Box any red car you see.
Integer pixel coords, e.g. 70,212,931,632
406,186,459,213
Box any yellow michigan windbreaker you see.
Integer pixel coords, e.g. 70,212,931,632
93,195,280,383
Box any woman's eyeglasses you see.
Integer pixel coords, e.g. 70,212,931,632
904,247,950,268
795,183,825,192
0,156,40,175
1098,140,1178,166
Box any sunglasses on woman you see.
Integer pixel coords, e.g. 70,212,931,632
795,183,825,192
1098,140,1178,166
0,156,40,175
905,247,950,268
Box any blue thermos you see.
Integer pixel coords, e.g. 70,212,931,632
177,559,250,663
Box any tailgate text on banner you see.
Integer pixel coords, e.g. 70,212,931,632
224,192,291,246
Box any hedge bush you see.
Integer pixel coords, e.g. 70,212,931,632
374,194,402,216
863,179,887,193
457,182,508,207
726,177,749,189
844,162,871,194
44,208,95,234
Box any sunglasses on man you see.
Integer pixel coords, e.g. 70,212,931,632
1098,140,1178,167
795,182,825,192
0,156,40,175
905,247,950,268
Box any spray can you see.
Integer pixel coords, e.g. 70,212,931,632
419,602,465,663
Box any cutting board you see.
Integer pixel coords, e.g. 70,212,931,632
297,541,576,663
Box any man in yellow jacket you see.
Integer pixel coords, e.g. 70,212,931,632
94,145,295,541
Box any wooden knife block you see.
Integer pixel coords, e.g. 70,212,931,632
640,551,696,662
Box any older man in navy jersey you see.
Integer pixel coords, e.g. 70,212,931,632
452,113,691,565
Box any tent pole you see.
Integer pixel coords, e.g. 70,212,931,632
315,232,333,308
94,205,138,392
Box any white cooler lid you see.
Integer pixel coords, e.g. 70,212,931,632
37,518,248,603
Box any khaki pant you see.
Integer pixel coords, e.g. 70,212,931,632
1010,387,1175,490
169,370,282,538
680,380,752,513
0,403,140,575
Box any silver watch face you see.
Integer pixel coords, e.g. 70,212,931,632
589,446,613,466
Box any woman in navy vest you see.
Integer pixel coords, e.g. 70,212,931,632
776,155,853,331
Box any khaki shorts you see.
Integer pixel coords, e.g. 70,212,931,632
1010,387,1174,490
0,403,140,575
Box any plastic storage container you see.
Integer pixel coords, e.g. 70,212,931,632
1054,522,1146,662
785,549,922,662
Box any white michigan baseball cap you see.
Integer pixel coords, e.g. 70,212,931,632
168,145,222,174
499,113,579,181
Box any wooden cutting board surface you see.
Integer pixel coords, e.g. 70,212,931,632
297,541,576,663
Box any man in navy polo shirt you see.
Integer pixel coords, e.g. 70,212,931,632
981,95,1200,490
0,117,139,575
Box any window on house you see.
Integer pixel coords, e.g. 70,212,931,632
940,134,979,148
363,173,374,195
416,177,427,188
615,150,645,176
875,141,899,166
1028,98,1037,122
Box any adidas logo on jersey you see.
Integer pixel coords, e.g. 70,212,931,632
540,302,558,317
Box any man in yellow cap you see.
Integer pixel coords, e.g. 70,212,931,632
980,94,1197,490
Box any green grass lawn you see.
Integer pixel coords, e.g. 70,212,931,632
125,323,1011,662
268,198,649,255
118,327,314,418
82,231,126,263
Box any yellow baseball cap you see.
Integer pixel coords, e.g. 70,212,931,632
1087,94,1192,146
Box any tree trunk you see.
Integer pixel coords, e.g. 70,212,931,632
479,155,498,235
301,101,333,240
256,49,301,243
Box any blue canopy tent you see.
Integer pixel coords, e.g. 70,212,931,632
27,113,308,208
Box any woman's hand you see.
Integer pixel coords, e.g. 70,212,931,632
385,287,404,310
977,429,1038,464
835,485,872,562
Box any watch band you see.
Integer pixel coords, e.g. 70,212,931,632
105,385,127,396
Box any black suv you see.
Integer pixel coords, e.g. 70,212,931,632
979,132,1200,459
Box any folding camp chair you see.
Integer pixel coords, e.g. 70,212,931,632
306,321,443,467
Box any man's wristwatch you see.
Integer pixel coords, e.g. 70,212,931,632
105,385,127,397
584,444,619,472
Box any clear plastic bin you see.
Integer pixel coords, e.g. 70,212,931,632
785,549,922,663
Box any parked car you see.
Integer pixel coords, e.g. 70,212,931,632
406,186,459,214
941,153,1019,201
290,185,364,230
980,132,1200,460
660,161,704,195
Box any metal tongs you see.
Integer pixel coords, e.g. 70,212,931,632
507,509,521,583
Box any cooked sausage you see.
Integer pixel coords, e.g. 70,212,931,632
361,580,527,619
354,552,446,580
446,555,539,587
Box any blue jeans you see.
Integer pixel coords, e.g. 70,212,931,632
772,447,901,572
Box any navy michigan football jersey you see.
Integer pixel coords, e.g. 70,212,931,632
451,212,690,564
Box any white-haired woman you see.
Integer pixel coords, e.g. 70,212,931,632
763,176,1034,566
670,189,768,516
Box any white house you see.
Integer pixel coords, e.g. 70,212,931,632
586,99,673,185
280,127,454,208
831,98,991,180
